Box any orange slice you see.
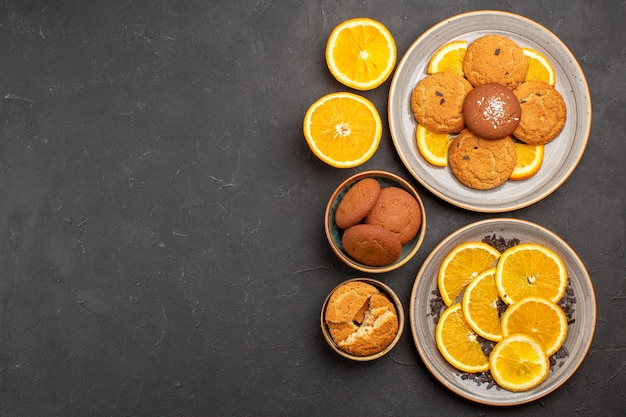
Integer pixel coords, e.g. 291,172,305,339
501,296,568,356
438,242,501,306
326,18,396,91
495,243,567,305
510,142,544,180
303,92,382,168
415,124,453,167
435,303,490,373
461,268,503,342
427,40,468,76
522,48,556,86
489,334,550,392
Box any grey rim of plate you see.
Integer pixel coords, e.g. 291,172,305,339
388,10,592,212
409,218,596,406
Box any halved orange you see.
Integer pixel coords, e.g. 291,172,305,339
495,243,567,305
415,124,453,167
461,268,503,342
501,296,568,356
326,18,396,91
427,40,468,76
438,242,501,306
510,142,544,180
522,48,556,86
435,303,490,373
489,333,550,392
303,92,382,168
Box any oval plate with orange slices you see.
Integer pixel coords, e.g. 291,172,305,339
388,11,591,212
409,218,596,406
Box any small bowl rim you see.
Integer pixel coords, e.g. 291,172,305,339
320,278,405,361
324,170,427,273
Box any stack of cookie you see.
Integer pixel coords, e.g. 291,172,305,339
411,34,566,190
334,178,422,266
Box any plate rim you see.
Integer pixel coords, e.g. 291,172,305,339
408,217,597,406
388,10,592,212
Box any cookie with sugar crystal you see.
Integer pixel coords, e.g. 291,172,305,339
463,35,528,89
448,129,517,190
411,71,473,134
462,83,521,140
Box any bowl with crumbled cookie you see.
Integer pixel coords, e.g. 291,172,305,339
321,278,404,361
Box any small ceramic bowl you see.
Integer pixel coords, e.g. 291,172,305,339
320,278,405,361
324,170,426,273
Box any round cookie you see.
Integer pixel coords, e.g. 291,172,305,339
339,293,399,357
411,71,473,134
335,178,381,229
513,80,567,145
463,83,521,140
448,129,517,190
365,187,422,245
341,224,402,266
463,35,528,89
325,284,399,357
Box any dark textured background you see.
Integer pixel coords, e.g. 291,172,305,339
0,1,624,416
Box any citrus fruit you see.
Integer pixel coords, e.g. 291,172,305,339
325,18,396,91
415,124,453,167
510,142,544,180
427,40,468,76
461,268,503,342
303,92,382,168
438,242,501,306
522,48,556,86
489,333,550,392
435,303,490,373
501,296,568,356
495,243,567,305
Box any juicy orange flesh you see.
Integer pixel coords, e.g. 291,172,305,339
523,50,555,85
441,246,500,305
511,142,544,180
429,46,467,74
331,25,390,83
308,97,377,160
437,305,489,370
491,340,546,384
463,272,502,340
502,298,567,355
515,143,543,167
416,125,453,166
498,250,563,302
525,57,550,83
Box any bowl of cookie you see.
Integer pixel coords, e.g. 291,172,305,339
321,278,404,361
325,170,426,273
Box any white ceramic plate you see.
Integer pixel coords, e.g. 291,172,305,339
388,11,592,212
409,218,596,406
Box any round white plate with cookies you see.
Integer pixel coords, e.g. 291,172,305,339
388,10,591,212
409,218,596,405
